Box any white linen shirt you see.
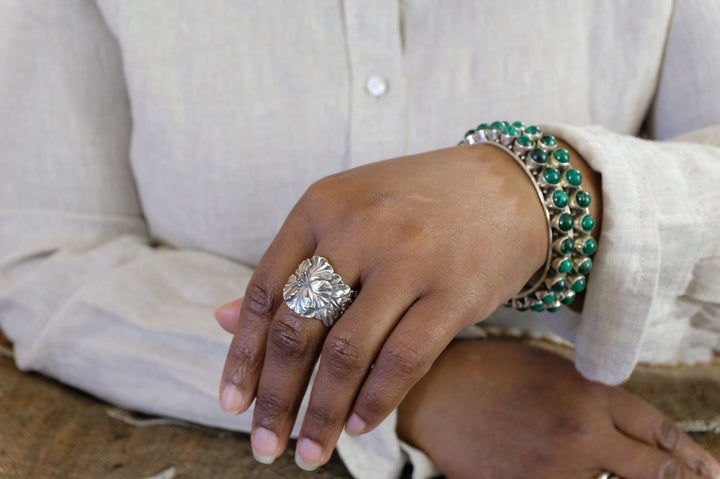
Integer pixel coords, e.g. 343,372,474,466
1,1,719,477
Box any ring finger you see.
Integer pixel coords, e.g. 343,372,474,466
294,267,419,470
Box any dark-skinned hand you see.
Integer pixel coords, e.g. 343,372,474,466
217,141,601,470
397,340,720,479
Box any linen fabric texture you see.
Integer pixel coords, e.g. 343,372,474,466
1,1,720,478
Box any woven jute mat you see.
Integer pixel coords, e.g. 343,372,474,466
0,332,717,478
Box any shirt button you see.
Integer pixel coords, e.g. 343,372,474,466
365,75,389,97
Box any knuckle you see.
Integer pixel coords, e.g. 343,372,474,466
692,457,714,476
304,404,342,433
303,175,343,206
244,282,277,322
659,458,686,479
654,417,680,452
322,335,366,376
225,345,260,383
268,316,311,362
380,343,429,379
255,392,291,424
357,384,391,419
354,346,431,419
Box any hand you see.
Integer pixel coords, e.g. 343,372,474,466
397,340,720,479
218,144,555,470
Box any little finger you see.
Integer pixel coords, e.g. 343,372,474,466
347,293,459,436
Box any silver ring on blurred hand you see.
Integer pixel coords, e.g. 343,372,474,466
283,256,356,327
596,473,621,479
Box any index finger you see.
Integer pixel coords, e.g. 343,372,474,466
219,210,315,414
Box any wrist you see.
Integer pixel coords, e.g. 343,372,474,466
468,142,551,276
460,123,601,312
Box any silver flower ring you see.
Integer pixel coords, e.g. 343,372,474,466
283,256,356,327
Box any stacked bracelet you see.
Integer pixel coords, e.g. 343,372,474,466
458,121,596,312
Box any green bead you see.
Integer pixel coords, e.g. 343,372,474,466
581,215,596,232
575,190,591,208
548,305,561,312
582,237,598,255
525,125,541,135
578,258,593,275
464,129,476,138
501,121,510,128
543,167,561,185
541,135,557,147
558,258,573,274
562,293,575,305
561,237,574,254
490,121,504,130
530,148,548,164
553,148,570,163
516,135,534,147
566,168,583,186
558,213,574,231
542,294,556,304
530,303,545,312
504,125,520,136
571,276,587,292
477,123,490,130
512,121,525,129
551,278,567,292
552,190,569,208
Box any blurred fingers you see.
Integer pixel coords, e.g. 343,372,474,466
600,433,705,479
609,387,720,477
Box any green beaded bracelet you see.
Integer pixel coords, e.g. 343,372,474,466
459,121,597,312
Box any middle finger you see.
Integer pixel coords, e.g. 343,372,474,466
250,254,360,464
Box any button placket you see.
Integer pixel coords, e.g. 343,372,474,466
342,0,406,167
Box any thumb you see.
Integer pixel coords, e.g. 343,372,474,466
215,298,244,333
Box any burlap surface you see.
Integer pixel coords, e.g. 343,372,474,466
0,332,717,478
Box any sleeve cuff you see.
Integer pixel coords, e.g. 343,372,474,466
542,124,661,385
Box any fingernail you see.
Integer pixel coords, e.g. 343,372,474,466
220,386,245,414
345,413,366,436
252,427,279,464
295,437,323,471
